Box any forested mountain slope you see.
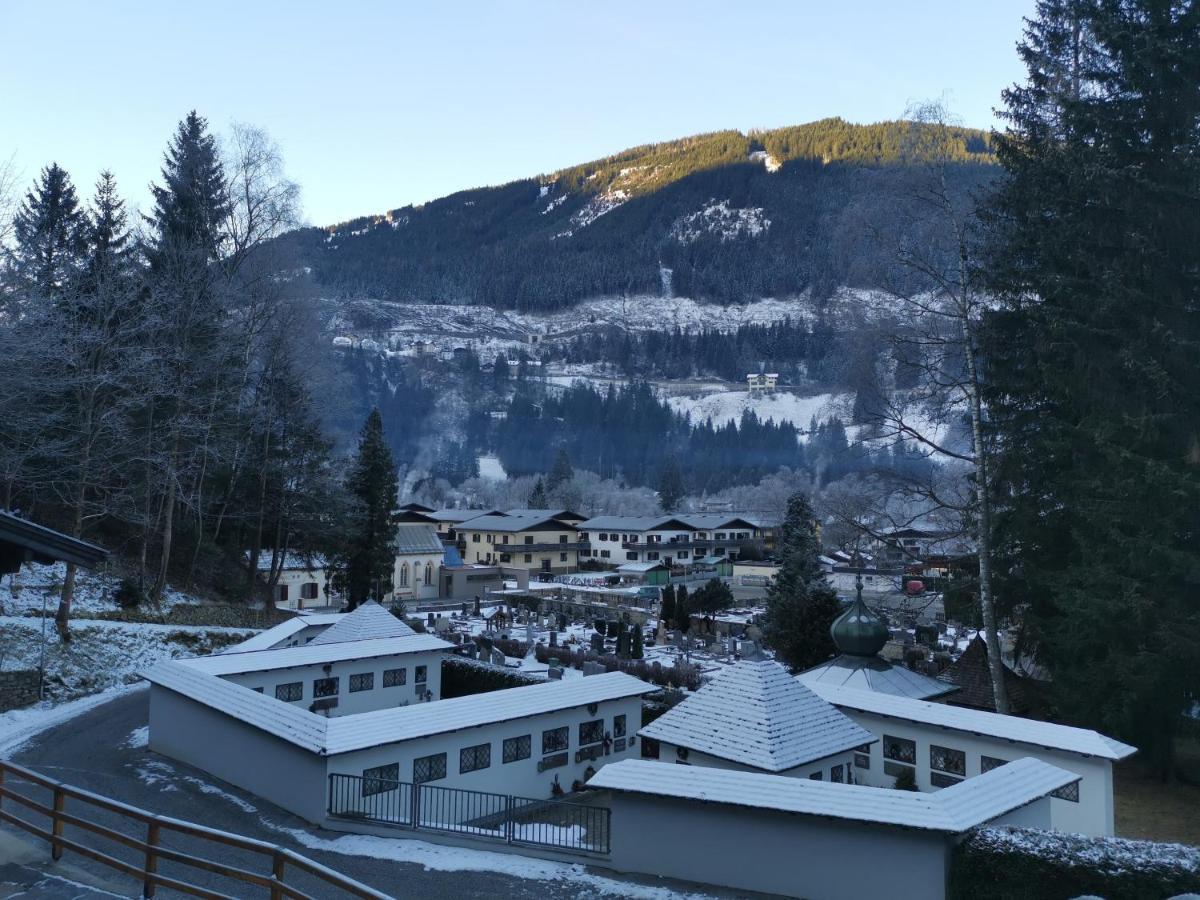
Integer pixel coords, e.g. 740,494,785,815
285,118,997,310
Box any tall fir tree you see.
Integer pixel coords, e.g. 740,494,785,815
761,492,842,671
11,163,86,295
344,408,400,609
147,110,230,265
674,583,690,631
527,477,548,508
545,448,574,496
657,455,686,512
660,583,676,632
982,0,1200,774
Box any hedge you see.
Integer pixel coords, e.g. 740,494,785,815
951,826,1200,900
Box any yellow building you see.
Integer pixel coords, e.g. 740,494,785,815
458,513,584,576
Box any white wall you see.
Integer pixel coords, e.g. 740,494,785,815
220,649,446,716
327,695,645,808
839,707,1114,836
650,740,858,782
274,568,332,609
392,551,442,602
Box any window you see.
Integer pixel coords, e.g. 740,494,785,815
599,550,610,559
349,672,374,693
500,553,511,562
313,677,339,698
678,550,689,559
300,582,319,600
854,743,871,769
1051,781,1080,802
809,771,823,781
472,533,481,543
646,551,659,561
715,532,727,540
627,535,638,544
276,682,303,701
559,552,567,562
559,535,568,544
613,714,626,738
399,563,410,587
424,562,433,585
361,763,398,797
413,753,446,784
502,534,509,544
831,764,845,783
542,726,569,754
503,735,531,763
460,743,491,774
415,665,427,686
579,719,604,746
382,668,406,688
641,737,660,759
524,535,533,545
882,735,916,765
599,533,608,541
626,552,638,561
930,745,966,777
980,755,1008,774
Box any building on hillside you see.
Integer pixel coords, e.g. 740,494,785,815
798,583,956,701
639,658,875,781
457,513,585,575
391,525,443,603
937,634,1047,717
746,372,779,393
577,514,763,566
806,681,1136,837
251,552,334,610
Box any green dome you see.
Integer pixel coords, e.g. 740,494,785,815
830,596,889,657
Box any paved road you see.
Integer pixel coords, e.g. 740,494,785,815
5,691,747,900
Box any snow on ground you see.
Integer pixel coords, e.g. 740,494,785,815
666,389,846,432
669,200,771,244
0,683,146,759
476,454,507,481
124,725,149,749
2,561,196,617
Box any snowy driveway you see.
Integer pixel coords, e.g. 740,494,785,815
4,690,752,899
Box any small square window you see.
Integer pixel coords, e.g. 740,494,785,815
300,582,319,600
503,735,532,763
413,753,447,784
460,743,491,773
542,726,569,754
361,763,398,797
313,677,339,698
641,737,660,759
883,734,916,765
275,682,303,702
831,764,845,783
930,744,966,777
383,668,406,688
349,672,374,693
524,554,533,563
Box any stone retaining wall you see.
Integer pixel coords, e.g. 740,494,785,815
0,669,41,711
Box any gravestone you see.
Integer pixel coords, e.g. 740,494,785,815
547,667,563,680
549,629,557,646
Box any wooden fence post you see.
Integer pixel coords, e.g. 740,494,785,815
50,787,65,861
270,848,286,900
143,821,160,898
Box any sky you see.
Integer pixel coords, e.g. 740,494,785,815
1,1,1035,226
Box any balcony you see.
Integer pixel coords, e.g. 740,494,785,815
505,541,592,553
621,537,758,551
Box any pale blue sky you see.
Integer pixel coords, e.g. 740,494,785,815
1,1,1034,226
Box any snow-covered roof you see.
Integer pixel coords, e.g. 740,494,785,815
799,655,958,700
425,508,503,523
219,614,343,654
142,664,654,756
455,513,575,532
588,757,1080,833
308,601,415,646
178,633,451,677
577,514,761,533
247,551,327,572
394,525,444,554
640,659,875,771
808,683,1138,761
617,561,667,573
324,671,655,755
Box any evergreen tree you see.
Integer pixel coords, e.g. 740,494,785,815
146,110,230,265
343,409,400,609
631,623,644,659
83,170,132,285
675,583,690,631
660,583,676,630
761,492,842,671
545,448,574,495
982,0,1200,774
691,577,734,615
657,455,686,512
527,477,548,508
11,162,86,295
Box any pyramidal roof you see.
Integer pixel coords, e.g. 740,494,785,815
308,601,415,646
640,658,876,772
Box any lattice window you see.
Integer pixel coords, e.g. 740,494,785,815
854,743,871,769
413,753,446,784
503,735,531,763
613,714,626,738
313,677,339,698
1051,781,1080,802
542,726,569,754
459,743,491,774
579,719,605,746
930,744,966,777
361,763,398,797
415,665,427,685
882,734,916,765
349,672,374,693
981,755,1008,774
382,668,406,688
275,682,302,702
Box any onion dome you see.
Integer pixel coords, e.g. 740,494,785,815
830,582,889,658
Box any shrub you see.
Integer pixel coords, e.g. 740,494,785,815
950,827,1200,900
113,578,145,610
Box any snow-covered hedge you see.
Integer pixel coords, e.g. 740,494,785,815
951,826,1200,900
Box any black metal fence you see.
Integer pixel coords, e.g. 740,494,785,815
327,774,610,855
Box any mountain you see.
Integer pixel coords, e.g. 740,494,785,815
284,118,998,312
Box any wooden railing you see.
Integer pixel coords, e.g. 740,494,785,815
0,760,392,900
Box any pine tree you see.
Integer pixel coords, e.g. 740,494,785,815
761,492,842,671
631,624,644,659
982,0,1200,774
546,448,574,496
146,110,230,265
657,455,686,512
11,163,86,295
660,583,676,631
343,409,400,609
674,583,690,631
528,477,548,508
84,170,132,285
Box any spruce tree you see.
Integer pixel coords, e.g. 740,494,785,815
527,477,548,508
657,455,686,512
631,624,644,659
545,448,574,496
147,110,230,265
675,583,690,631
982,0,1200,774
761,492,841,671
660,583,676,631
11,162,86,295
344,409,400,609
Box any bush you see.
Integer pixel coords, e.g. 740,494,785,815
950,827,1200,900
113,578,145,610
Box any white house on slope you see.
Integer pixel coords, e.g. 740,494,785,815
639,658,875,781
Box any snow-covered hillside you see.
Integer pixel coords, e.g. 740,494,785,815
665,390,847,431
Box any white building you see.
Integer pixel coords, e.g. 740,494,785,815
746,372,779,393
807,682,1137,837
578,514,761,566
253,552,334,610
639,658,875,781
391,525,443,603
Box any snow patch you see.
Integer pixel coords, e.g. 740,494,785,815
748,150,782,173
124,725,149,749
670,199,770,244
665,390,845,432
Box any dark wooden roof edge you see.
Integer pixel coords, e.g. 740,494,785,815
0,510,110,570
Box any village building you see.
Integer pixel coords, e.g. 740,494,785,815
577,514,762,566
251,552,334,610
639,658,875,780
390,525,443,603
457,512,585,575
746,372,779,393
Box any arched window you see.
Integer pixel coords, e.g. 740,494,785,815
399,563,409,588
424,561,433,586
